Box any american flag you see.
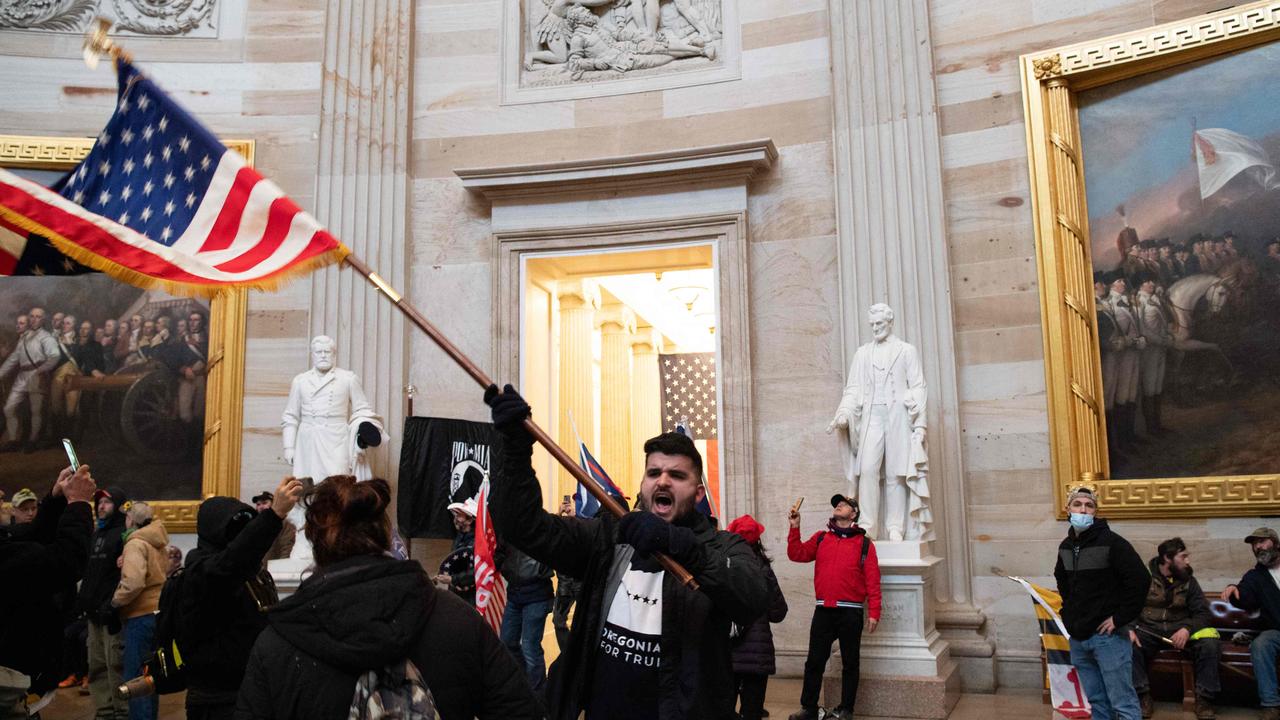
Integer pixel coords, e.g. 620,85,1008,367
473,478,506,634
0,59,345,292
659,352,720,517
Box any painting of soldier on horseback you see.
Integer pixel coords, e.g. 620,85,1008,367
1080,41,1280,480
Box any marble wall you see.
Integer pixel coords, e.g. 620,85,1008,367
0,0,327,517
929,0,1270,687
410,0,843,673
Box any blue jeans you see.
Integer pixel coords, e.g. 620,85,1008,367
499,597,551,693
122,614,158,720
1069,632,1141,720
1253,629,1280,707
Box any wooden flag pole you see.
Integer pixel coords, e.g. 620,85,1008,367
342,254,699,590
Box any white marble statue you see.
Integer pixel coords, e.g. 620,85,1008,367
827,304,933,542
280,335,387,561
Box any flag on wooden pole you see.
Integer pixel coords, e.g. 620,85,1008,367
473,478,506,634
1009,576,1091,719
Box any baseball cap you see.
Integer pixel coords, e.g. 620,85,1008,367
830,493,858,509
447,497,478,518
11,488,37,506
251,491,274,504
1245,527,1279,545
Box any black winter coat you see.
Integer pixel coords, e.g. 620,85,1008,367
1053,518,1148,640
234,554,541,720
0,494,93,692
76,485,128,615
180,498,283,708
1232,561,1280,631
730,561,787,676
490,429,769,720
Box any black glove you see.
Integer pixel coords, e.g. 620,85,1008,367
618,511,696,562
356,421,382,449
484,384,531,432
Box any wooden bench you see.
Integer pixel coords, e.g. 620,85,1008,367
1041,592,1268,710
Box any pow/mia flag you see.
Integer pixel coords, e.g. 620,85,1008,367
397,416,493,539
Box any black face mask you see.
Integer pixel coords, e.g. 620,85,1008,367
1257,548,1280,567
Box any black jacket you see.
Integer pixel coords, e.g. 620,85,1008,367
1232,561,1280,631
0,494,93,692
730,561,787,676
76,485,128,615
234,554,540,720
1053,518,1148,640
501,545,554,605
181,498,284,707
490,429,769,720
1137,557,1212,638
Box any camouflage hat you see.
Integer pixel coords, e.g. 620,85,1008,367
1245,527,1279,545
11,488,37,507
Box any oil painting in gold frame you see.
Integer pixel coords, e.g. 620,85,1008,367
0,133,247,532
1022,1,1280,519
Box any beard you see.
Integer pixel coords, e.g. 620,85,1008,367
1170,564,1191,581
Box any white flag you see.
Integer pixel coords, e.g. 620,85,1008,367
1194,128,1280,200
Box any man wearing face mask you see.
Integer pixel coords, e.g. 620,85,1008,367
1054,486,1149,720
1129,537,1220,719
1222,528,1280,720
484,384,768,720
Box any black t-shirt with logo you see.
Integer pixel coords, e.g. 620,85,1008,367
585,555,664,720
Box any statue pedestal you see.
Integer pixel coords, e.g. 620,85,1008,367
822,541,960,719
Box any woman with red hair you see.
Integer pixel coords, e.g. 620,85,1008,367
235,475,540,719
727,514,789,720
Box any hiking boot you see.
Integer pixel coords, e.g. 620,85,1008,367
1139,691,1153,719
1194,695,1215,719
787,708,819,720
828,708,854,720
1261,707,1280,720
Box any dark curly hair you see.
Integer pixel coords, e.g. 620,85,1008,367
304,475,392,567
642,432,703,478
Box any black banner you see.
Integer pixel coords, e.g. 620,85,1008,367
397,416,494,538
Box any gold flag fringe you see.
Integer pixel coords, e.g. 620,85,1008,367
0,203,350,298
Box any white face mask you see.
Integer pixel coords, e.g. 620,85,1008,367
1069,512,1095,531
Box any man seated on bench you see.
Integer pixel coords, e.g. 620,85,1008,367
1129,537,1220,720
1223,527,1280,720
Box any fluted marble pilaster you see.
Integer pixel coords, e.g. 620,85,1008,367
309,0,411,481
829,0,970,604
598,305,636,497
557,280,600,501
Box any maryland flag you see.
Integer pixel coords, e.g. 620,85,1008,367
1010,577,1091,719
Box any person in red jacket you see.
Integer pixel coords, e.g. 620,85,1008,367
786,494,881,720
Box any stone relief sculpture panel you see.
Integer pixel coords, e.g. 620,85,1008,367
523,0,723,86
0,0,219,37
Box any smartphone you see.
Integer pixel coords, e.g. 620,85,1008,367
562,494,571,504
62,438,80,471
792,496,805,513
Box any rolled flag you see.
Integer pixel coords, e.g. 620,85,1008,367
0,58,347,293
473,478,506,634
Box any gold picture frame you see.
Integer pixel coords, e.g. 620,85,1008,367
1021,1,1280,519
0,133,248,532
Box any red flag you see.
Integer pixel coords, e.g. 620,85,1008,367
473,479,506,634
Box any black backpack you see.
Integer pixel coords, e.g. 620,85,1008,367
143,568,189,694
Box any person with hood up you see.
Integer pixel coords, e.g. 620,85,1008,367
787,494,881,720
483,384,769,720
181,477,302,720
234,474,541,720
1053,486,1148,720
79,484,130,720
108,501,169,720
727,514,788,720
0,465,96,718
